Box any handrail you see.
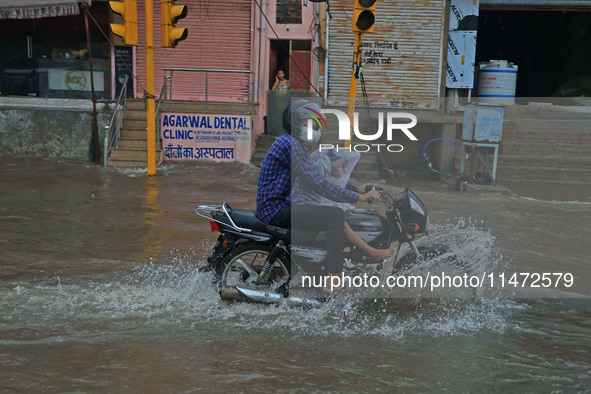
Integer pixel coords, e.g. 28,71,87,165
155,75,170,151
103,75,128,167
163,67,253,113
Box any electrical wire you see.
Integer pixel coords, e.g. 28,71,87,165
359,71,395,181
84,7,145,93
332,0,352,21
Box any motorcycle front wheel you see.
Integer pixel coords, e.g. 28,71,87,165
219,241,291,296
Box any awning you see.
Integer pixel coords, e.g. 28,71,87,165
0,0,90,20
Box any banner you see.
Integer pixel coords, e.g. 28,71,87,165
47,69,104,91
160,113,252,163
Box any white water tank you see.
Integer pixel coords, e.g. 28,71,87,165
478,60,518,105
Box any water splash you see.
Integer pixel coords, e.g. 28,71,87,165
1,253,519,341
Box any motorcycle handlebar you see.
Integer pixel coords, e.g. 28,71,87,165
363,185,391,206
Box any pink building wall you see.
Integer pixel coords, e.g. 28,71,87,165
252,0,318,136
129,1,319,141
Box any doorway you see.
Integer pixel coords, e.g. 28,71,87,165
269,39,312,91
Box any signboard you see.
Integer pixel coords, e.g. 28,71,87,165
449,0,479,31
446,31,477,89
446,0,479,89
115,46,134,98
47,69,104,91
463,104,504,143
161,113,252,162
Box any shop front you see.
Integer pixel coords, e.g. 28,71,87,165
0,0,112,99
0,0,114,160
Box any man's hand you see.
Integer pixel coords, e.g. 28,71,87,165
357,183,372,193
358,189,381,203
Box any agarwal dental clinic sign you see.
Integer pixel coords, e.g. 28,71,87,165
161,113,251,163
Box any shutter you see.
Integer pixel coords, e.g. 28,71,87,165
135,0,252,101
481,0,591,6
327,0,446,110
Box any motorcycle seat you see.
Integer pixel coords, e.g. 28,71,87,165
227,209,324,245
229,209,273,233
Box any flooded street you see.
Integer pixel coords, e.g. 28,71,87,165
1,156,590,391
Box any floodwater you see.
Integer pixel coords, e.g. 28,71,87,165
0,156,590,391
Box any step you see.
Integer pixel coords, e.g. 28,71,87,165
496,165,591,182
500,141,590,155
501,129,591,143
124,109,148,120
108,159,149,168
351,170,381,181
108,148,162,166
353,160,378,172
126,99,146,111
123,119,148,130
118,137,147,149
254,135,278,150
109,148,147,161
119,128,147,139
498,154,591,168
504,119,591,133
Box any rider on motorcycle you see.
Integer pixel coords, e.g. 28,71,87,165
255,100,381,286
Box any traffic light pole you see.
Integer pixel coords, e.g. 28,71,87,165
145,0,156,176
346,32,363,150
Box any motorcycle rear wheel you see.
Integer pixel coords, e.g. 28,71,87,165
219,241,291,296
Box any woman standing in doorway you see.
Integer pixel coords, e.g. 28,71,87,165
272,68,290,91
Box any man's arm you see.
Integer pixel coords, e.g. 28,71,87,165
291,141,359,203
346,181,358,192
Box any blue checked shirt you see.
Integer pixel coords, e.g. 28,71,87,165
256,133,360,224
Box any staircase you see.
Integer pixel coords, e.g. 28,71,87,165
108,99,156,168
108,100,253,168
496,119,591,183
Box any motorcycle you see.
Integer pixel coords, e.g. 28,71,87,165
197,186,458,305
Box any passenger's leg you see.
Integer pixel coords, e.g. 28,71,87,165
344,222,396,261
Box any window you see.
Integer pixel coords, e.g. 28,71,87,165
276,0,301,24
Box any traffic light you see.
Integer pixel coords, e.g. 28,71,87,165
109,0,138,46
161,0,188,48
352,0,377,33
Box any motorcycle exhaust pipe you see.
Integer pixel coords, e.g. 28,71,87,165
222,285,325,307
220,286,251,302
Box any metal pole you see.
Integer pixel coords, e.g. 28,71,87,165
104,125,109,167
145,0,156,176
247,73,251,113
205,71,208,112
168,70,172,107
84,6,100,164
346,32,363,149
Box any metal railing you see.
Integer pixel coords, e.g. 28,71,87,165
162,68,253,113
155,75,170,150
103,75,128,167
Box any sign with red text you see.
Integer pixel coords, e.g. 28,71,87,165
161,113,252,163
